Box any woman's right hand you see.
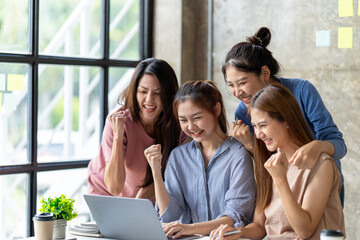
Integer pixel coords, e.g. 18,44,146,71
108,111,127,138
144,144,170,215
264,148,289,185
144,144,162,174
104,111,128,195
209,224,242,240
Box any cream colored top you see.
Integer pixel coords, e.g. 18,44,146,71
264,153,345,240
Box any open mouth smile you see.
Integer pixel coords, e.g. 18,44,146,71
191,130,204,137
241,95,252,104
143,104,157,112
262,138,273,145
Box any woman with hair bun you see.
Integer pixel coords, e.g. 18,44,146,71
223,27,346,206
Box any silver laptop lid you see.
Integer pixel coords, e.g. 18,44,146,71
84,194,167,240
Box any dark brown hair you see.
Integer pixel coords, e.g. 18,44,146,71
118,58,181,188
249,84,313,209
173,80,227,135
222,27,280,80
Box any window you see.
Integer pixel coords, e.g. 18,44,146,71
0,0,153,238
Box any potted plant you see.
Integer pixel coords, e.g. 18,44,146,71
39,194,78,238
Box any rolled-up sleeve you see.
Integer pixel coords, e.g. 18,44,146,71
217,148,256,227
159,196,182,223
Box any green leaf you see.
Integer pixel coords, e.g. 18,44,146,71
39,194,77,221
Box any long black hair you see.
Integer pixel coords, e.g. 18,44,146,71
119,58,182,188
222,27,281,80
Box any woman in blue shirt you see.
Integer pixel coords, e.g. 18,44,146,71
223,27,346,206
144,80,256,238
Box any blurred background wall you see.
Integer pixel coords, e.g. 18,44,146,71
153,0,360,239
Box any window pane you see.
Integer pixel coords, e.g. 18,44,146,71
0,0,30,53
108,67,134,111
38,64,100,162
0,174,28,239
37,169,91,225
0,63,28,165
39,0,101,58
109,0,140,60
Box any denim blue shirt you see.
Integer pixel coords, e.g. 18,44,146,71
159,137,256,228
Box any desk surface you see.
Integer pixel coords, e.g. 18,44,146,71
25,235,210,240
26,235,248,240
25,235,115,240
25,231,116,240
25,231,248,240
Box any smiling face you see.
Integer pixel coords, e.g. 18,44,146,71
136,74,163,126
225,66,268,107
251,108,291,152
177,99,219,143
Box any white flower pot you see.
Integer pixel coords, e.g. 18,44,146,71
53,219,67,239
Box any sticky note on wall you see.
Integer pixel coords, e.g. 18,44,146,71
0,74,5,91
7,74,24,91
338,27,353,48
339,0,353,16
339,0,353,17
316,30,330,46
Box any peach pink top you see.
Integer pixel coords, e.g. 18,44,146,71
87,108,155,198
264,153,345,239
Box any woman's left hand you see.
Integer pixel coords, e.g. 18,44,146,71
163,222,195,239
264,148,288,184
289,140,323,169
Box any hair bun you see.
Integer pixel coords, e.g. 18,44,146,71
246,27,271,47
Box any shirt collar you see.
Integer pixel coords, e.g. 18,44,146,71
189,137,233,167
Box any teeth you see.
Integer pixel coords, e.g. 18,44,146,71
144,105,156,109
243,96,251,101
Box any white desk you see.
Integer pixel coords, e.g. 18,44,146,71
26,235,248,240
25,231,249,240
25,233,115,240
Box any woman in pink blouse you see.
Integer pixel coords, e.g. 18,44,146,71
88,58,183,201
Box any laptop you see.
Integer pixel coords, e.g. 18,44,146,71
83,194,202,240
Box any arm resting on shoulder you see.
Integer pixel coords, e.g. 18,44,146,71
315,140,335,156
301,81,346,160
291,140,335,169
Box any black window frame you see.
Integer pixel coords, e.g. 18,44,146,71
0,0,153,236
